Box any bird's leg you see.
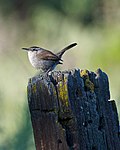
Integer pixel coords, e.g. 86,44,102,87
39,68,52,82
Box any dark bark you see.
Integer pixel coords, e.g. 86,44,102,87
27,69,120,150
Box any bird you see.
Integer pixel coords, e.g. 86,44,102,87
22,42,77,74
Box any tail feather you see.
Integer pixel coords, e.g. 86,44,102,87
56,43,77,58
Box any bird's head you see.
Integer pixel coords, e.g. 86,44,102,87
22,46,40,52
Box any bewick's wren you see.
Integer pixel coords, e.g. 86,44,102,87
22,43,77,73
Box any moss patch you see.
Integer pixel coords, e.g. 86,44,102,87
32,84,37,93
57,76,69,108
80,70,94,93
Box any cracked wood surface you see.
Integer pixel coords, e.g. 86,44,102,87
27,69,120,150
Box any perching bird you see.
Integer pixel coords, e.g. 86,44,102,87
22,43,77,73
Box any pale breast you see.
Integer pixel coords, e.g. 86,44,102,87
28,51,56,71
28,51,40,69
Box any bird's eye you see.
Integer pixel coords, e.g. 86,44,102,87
32,48,36,51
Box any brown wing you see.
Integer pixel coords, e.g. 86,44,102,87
36,49,62,61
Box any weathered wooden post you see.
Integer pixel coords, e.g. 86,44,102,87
27,69,120,150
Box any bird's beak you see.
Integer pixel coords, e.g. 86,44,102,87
22,47,29,51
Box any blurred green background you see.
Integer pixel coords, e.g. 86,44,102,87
0,0,120,149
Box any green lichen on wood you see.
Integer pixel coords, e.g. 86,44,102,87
32,84,37,93
57,74,73,123
80,69,94,93
80,69,89,77
57,76,69,108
